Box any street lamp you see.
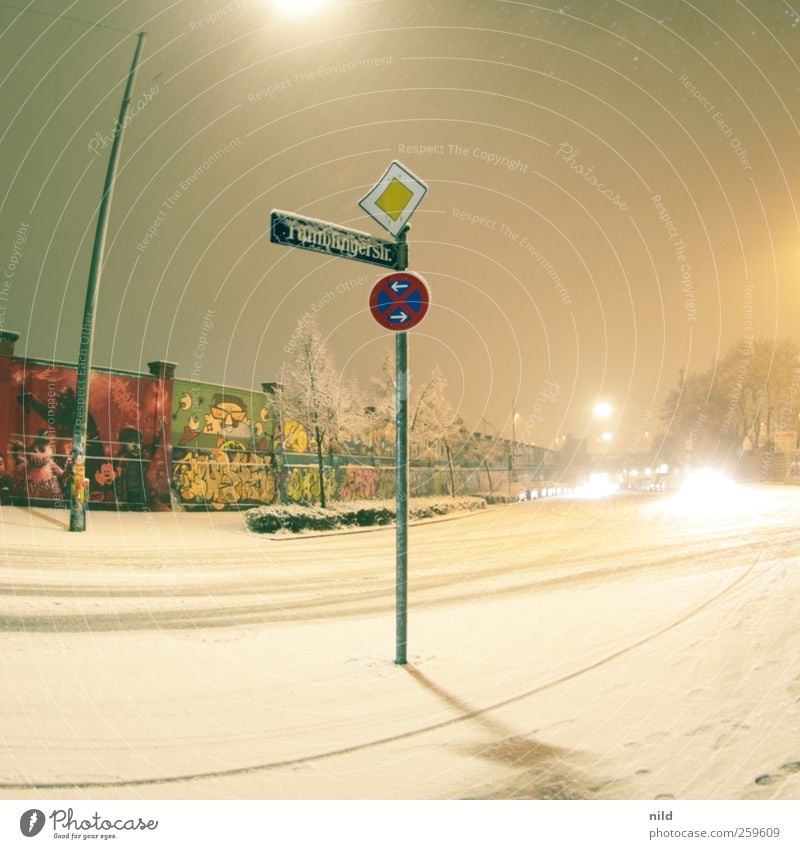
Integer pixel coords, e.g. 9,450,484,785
273,0,331,15
511,401,521,482
593,401,613,418
69,32,146,532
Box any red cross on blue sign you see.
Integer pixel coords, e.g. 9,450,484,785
369,272,430,331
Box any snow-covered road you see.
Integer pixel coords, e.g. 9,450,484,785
1,487,799,800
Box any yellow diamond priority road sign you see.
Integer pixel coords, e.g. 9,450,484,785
359,160,427,237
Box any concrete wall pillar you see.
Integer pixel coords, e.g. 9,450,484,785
0,331,20,486
147,360,177,510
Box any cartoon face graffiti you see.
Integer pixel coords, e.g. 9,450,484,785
94,461,117,486
203,395,251,440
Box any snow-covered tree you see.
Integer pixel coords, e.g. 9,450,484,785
366,352,463,492
661,338,800,465
278,318,362,507
409,366,462,495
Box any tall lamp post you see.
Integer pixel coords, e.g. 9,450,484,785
511,399,516,480
69,31,146,532
590,401,614,459
510,401,522,486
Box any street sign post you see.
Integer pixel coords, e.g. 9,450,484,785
369,267,429,665
268,162,428,666
270,210,403,270
394,329,409,665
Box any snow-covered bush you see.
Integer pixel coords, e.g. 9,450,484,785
245,496,486,534
244,504,339,534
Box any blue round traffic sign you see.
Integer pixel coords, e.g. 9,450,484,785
369,272,430,331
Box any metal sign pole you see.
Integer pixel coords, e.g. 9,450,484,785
269,160,427,666
369,250,428,666
394,225,409,665
395,330,408,665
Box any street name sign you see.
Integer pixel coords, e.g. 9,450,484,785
270,209,401,270
369,272,430,331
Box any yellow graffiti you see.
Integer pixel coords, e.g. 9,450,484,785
283,419,309,453
175,450,276,510
285,467,336,504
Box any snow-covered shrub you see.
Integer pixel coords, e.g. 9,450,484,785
245,496,486,534
244,504,338,534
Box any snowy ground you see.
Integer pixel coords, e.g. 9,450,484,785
0,485,798,800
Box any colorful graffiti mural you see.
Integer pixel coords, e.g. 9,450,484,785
174,449,277,510
337,466,379,500
170,380,280,510
0,336,557,511
5,361,170,508
172,379,275,454
284,466,337,504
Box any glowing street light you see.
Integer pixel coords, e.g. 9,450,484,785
593,401,613,418
273,0,330,15
600,431,613,443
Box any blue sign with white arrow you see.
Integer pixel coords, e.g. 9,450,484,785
369,272,430,331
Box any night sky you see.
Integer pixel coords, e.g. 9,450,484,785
1,0,798,449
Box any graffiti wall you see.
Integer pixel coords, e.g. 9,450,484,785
170,380,279,510
0,336,557,511
174,449,277,510
337,465,379,500
4,361,170,508
171,379,276,454
284,465,337,504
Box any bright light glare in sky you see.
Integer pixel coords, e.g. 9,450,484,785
273,0,330,16
593,402,613,418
